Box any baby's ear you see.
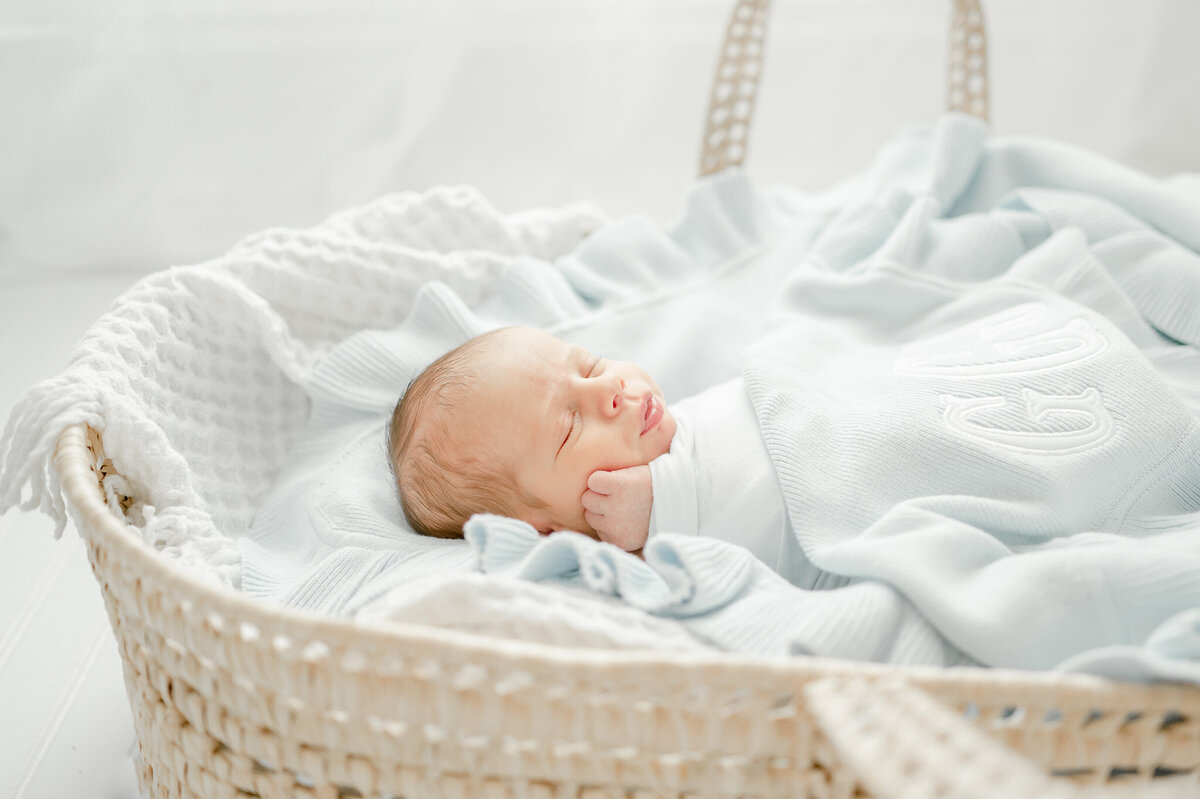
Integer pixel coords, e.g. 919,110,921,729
521,509,555,536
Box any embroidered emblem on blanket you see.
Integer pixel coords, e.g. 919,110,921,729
896,302,1116,455
940,387,1115,454
893,302,1109,377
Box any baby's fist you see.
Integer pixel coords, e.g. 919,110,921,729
581,465,652,552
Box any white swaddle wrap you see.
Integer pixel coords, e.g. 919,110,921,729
648,378,814,587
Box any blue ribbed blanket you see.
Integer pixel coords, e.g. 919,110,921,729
248,114,1200,683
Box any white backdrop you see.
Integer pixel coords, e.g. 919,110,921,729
0,4,1197,793
2,0,1197,276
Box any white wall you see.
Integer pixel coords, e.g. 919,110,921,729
754,0,1200,192
1,0,1196,276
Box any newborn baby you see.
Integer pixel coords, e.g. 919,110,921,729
389,325,806,577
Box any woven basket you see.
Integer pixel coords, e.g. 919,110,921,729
53,2,1200,797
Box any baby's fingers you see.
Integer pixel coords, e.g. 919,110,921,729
581,489,609,514
583,509,606,534
587,470,616,495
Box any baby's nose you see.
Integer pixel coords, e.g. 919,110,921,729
603,376,627,415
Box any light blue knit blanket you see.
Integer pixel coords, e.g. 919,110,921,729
247,115,1200,683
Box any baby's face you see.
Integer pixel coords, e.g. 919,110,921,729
464,327,676,536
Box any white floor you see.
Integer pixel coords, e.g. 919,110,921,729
1,270,149,799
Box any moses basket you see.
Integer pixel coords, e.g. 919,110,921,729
51,1,1200,796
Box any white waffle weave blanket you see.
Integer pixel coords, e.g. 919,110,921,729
0,188,606,585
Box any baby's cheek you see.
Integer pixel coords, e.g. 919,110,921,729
574,478,597,528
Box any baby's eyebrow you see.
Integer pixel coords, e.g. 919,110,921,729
565,346,587,367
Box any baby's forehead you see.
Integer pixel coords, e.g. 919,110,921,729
490,331,574,375
441,343,559,409
423,329,574,418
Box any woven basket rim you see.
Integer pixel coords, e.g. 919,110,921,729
52,422,1200,711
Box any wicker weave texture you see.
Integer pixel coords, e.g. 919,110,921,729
54,424,1200,797
806,677,1199,799
699,0,771,177
948,0,990,121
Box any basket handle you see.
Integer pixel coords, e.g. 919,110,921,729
948,0,990,121
698,0,991,177
802,676,1200,799
698,0,771,177
804,676,1073,798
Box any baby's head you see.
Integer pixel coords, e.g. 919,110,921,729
389,326,676,539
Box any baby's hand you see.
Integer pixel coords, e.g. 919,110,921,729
582,465,652,553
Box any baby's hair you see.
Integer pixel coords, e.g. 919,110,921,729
388,328,546,538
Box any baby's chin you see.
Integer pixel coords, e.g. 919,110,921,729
649,410,678,460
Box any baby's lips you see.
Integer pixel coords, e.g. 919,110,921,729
640,393,664,435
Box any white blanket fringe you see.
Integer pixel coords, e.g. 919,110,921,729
0,377,103,537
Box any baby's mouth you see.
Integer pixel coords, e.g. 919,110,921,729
641,393,664,435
